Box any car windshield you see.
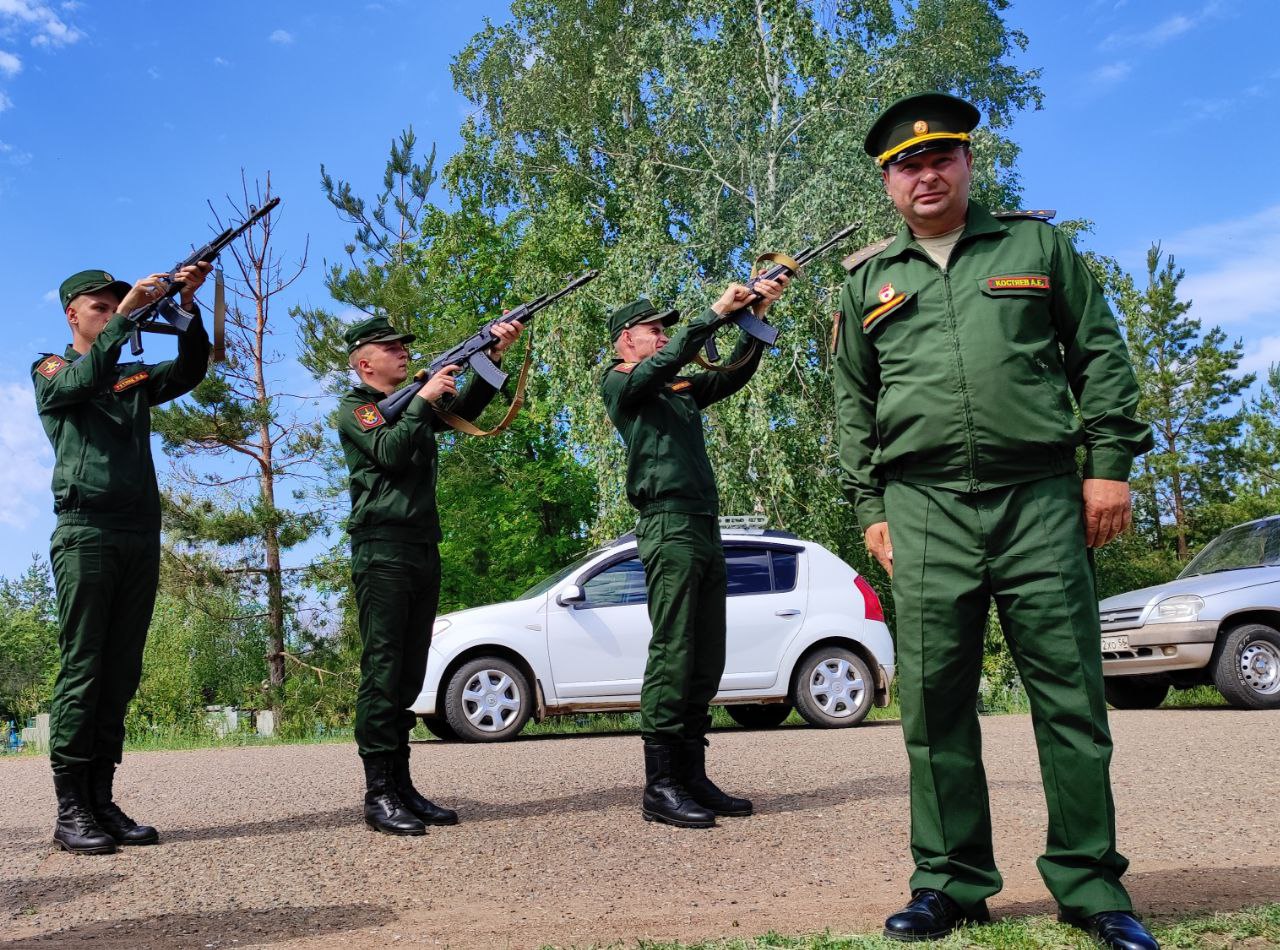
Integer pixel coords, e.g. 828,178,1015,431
517,545,613,599
1180,519,1280,578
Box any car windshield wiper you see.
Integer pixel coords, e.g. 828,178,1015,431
1181,563,1266,578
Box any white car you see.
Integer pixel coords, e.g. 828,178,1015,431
411,523,896,741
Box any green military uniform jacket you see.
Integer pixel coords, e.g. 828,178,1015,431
32,310,210,531
338,375,497,544
600,308,761,516
833,201,1153,529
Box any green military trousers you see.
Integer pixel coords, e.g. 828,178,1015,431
351,539,440,758
48,524,160,771
635,511,726,742
883,473,1131,917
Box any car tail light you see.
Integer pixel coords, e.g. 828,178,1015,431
854,574,884,622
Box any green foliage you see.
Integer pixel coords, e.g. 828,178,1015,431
0,558,59,723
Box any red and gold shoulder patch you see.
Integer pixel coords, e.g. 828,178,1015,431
354,403,386,430
613,362,636,374
987,275,1050,292
36,355,67,379
113,371,149,393
668,379,692,393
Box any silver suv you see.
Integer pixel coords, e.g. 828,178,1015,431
1097,514,1280,709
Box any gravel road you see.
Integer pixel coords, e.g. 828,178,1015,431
2,709,1277,949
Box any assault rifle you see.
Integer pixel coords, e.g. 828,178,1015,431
122,196,282,357
703,221,860,365
377,269,599,424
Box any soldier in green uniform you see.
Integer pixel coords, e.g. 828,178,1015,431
832,93,1158,949
338,314,523,835
601,276,788,828
33,263,213,854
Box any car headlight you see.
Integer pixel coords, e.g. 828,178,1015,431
1149,595,1204,623
432,618,452,636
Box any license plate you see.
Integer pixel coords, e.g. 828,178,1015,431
1101,635,1130,652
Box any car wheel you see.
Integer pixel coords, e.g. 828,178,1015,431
792,647,874,728
725,702,793,729
1104,675,1169,710
419,716,459,742
1213,623,1280,710
443,657,533,742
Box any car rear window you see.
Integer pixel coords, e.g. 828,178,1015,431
772,551,798,592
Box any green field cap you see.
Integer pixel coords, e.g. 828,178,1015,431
59,269,132,310
608,298,679,342
864,92,981,167
344,315,416,354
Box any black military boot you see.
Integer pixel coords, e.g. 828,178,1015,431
89,760,159,846
883,889,989,941
362,754,426,836
52,770,117,855
393,748,457,826
679,737,752,817
1058,910,1160,950
641,739,715,828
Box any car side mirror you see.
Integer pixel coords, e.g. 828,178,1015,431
556,584,585,607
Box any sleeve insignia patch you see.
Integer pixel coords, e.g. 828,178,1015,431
36,355,67,379
668,379,692,393
986,275,1050,292
112,371,150,393
613,362,636,374
354,403,386,430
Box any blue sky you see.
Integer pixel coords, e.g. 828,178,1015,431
0,0,1276,581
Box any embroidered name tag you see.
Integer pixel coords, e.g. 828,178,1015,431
669,380,692,393
36,355,67,379
113,371,150,393
354,403,386,430
987,275,1050,292
862,292,908,333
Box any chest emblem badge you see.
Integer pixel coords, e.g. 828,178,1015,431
113,371,150,393
36,355,67,379
878,283,896,303
354,403,386,430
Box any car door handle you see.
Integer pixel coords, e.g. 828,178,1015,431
774,609,801,617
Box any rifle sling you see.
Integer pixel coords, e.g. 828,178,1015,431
431,329,534,437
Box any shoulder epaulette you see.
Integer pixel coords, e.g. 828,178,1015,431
993,209,1056,223
613,362,636,374
842,237,893,273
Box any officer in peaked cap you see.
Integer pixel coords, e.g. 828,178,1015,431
337,311,523,835
34,262,212,855
833,92,1158,949
600,276,788,830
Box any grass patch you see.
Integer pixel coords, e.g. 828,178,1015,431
542,905,1280,949
1162,684,1227,709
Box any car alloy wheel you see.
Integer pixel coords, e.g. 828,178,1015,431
443,656,534,741
793,647,874,727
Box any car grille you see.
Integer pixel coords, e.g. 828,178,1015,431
1102,646,1156,662
1098,607,1144,631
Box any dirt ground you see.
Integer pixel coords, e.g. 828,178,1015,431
1,709,1277,949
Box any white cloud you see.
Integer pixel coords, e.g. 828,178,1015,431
1157,203,1280,330
213,55,230,67
0,382,53,528
0,0,84,47
147,65,160,80
269,29,294,45
41,288,56,303
0,49,20,75
1091,61,1131,85
1100,2,1221,51
0,91,11,112
1239,335,1280,377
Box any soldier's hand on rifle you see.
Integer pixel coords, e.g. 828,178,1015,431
419,364,462,405
488,319,525,360
116,273,175,314
749,274,789,317
176,261,213,310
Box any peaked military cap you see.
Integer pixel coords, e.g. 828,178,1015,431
344,315,416,354
864,92,981,167
59,269,133,311
608,298,679,342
